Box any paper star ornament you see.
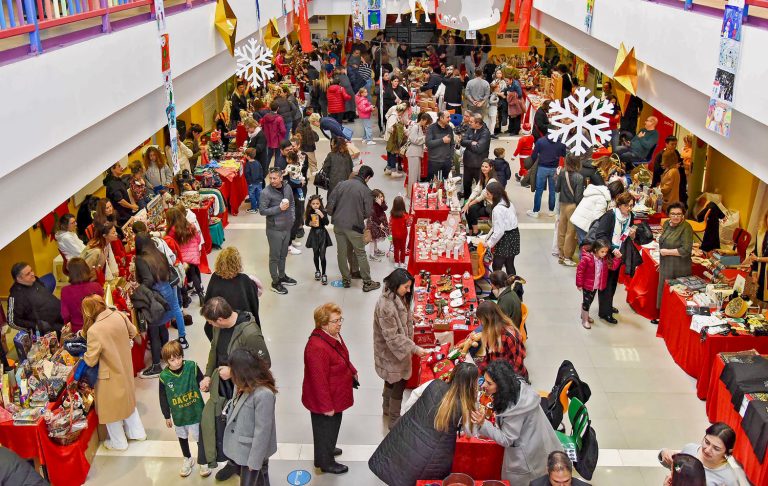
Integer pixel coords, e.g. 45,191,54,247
613,42,638,95
215,0,238,56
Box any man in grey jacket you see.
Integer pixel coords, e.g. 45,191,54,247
425,111,455,180
259,168,297,294
465,70,490,125
326,165,381,292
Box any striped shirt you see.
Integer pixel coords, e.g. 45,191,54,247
358,62,373,81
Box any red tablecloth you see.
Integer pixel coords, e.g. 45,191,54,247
656,283,768,399
205,168,247,216
413,274,479,345
0,418,41,459
38,406,99,486
418,476,509,485
705,355,768,486
410,183,451,222
408,242,473,278
625,247,660,320
451,436,506,480
131,334,149,376
592,147,611,159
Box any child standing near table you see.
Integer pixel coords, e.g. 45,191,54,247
158,341,208,478
244,148,263,214
368,189,390,261
513,123,535,182
389,196,409,269
575,239,619,330
304,194,333,285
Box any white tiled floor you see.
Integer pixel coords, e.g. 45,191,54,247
81,124,716,485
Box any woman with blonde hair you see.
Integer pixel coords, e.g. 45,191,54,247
82,294,146,450
143,146,173,194
369,362,479,486
472,300,528,380
312,70,331,116
204,247,260,341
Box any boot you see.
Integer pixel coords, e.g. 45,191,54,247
388,398,402,429
581,310,592,329
382,386,391,416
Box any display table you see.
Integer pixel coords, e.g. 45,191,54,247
218,170,248,216
705,355,768,486
410,183,451,223
625,246,660,320
413,274,479,344
131,334,149,376
656,283,768,399
0,417,41,459
451,436,506,480
408,241,472,278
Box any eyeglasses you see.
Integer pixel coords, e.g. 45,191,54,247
329,317,344,324
669,212,685,217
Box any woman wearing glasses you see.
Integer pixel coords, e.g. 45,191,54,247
302,303,357,475
652,201,693,324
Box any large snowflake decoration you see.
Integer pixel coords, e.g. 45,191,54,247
547,87,614,156
234,37,274,88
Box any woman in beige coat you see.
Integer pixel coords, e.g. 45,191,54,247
373,269,429,428
82,294,146,450
405,113,432,198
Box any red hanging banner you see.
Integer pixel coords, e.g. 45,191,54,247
497,0,513,34
296,0,313,52
517,0,533,47
435,0,446,29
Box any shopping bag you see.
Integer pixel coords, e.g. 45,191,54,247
347,141,361,160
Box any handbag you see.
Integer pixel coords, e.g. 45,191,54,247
310,335,359,389
313,170,330,191
575,416,599,480
363,227,373,244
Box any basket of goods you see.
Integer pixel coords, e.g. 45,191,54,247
44,383,90,445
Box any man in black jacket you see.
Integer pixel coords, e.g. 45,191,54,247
245,118,269,183
459,113,491,199
425,111,455,180
8,262,63,335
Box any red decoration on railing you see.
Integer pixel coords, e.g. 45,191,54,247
497,0,512,34
517,0,533,47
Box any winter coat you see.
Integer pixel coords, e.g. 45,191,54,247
320,151,354,195
580,158,605,186
8,280,63,334
205,311,271,377
259,112,286,149
355,94,374,119
492,157,512,187
223,386,277,472
204,273,260,326
302,329,357,414
200,372,228,466
424,122,455,163
513,135,534,158
336,74,357,112
473,380,563,485
103,173,134,225
373,289,420,383
576,251,621,291
259,183,295,232
0,447,49,486
497,287,523,327
130,284,168,331
273,96,296,127
246,130,268,171
555,170,585,205
327,176,372,234
244,159,264,185
327,85,351,114
169,227,202,265
405,123,426,157
533,107,550,140
383,85,409,116
660,168,681,212
570,184,611,232
369,379,458,486
83,308,138,424
460,123,492,170
506,91,525,118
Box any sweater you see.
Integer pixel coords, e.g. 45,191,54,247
204,273,260,325
424,122,455,163
532,136,567,168
629,128,659,158
60,281,104,332
301,329,357,414
259,183,295,232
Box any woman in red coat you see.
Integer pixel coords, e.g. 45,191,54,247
326,80,351,124
302,303,357,475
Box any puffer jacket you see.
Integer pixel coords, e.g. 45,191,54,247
372,289,420,383
472,380,563,485
327,85,351,114
369,379,457,486
460,123,492,170
259,112,286,149
130,284,169,331
570,184,611,232
576,250,621,291
335,73,357,112
169,227,202,265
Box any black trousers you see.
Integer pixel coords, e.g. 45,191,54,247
310,412,343,468
492,254,516,276
148,324,169,365
462,166,481,201
598,268,620,317
186,264,203,294
466,204,491,229
330,113,344,123
291,196,305,240
582,289,597,312
508,115,522,135
428,159,452,181
240,461,270,486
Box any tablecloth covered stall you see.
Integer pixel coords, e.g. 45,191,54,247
625,246,661,320
705,353,768,486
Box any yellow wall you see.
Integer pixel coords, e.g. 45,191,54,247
703,147,760,228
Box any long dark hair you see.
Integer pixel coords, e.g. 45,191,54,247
705,422,736,454
304,194,326,225
297,119,315,147
670,453,706,486
485,360,522,412
480,161,497,187
390,196,406,219
229,348,277,394
135,234,170,282
383,268,415,306
486,181,510,208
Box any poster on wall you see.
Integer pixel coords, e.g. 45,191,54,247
585,0,594,34
352,0,365,39
154,0,178,173
705,0,744,138
366,0,382,29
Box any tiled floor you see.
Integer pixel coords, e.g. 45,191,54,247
82,125,715,485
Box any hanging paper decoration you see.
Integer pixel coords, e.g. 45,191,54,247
154,0,179,174
585,0,595,34
436,0,500,30
295,0,313,52
352,0,365,40
282,0,292,15
393,0,430,24
517,0,533,46
705,0,743,138
215,0,238,56
434,0,446,29
367,0,383,29
235,37,275,88
263,18,281,52
613,42,638,95
547,87,614,156
497,0,512,34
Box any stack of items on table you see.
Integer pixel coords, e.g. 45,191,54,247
413,271,479,348
413,218,468,262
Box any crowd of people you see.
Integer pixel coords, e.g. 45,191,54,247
4,28,759,486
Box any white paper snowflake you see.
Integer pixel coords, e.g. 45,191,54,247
234,38,274,88
547,87,614,156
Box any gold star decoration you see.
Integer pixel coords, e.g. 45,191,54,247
215,0,238,56
263,18,281,52
613,42,638,95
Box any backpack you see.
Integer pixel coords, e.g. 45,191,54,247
540,360,592,430
574,417,599,480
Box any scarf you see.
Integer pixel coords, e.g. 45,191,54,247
611,208,631,249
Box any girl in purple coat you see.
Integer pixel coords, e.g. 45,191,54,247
576,239,620,329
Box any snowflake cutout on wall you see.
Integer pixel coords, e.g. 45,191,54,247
234,37,274,88
547,87,614,156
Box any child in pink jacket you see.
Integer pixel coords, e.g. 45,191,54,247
356,88,375,144
576,239,620,329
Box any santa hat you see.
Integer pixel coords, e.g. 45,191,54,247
520,123,532,135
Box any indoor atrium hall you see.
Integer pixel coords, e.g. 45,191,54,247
1,0,768,485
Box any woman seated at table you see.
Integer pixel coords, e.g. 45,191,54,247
658,422,742,486
60,257,103,333
82,222,121,283
462,160,497,236
469,301,527,381
470,360,562,485
55,213,86,262
368,362,479,486
651,201,693,324
489,271,523,327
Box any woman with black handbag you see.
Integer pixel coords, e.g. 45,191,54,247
301,303,357,475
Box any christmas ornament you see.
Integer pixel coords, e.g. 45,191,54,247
613,42,638,95
263,18,281,52
393,0,430,24
235,38,275,88
214,0,238,56
547,87,614,157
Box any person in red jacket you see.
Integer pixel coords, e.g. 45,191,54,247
260,102,288,170
326,79,351,124
389,196,409,269
513,123,535,181
575,239,620,329
302,303,357,475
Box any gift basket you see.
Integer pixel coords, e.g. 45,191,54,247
44,382,93,445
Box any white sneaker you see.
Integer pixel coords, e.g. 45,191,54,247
526,210,539,218
391,171,405,179
180,457,194,477
293,240,303,247
563,259,577,267
288,245,302,255
199,464,211,477
366,141,377,145
103,440,128,451
384,167,392,176
547,211,557,217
